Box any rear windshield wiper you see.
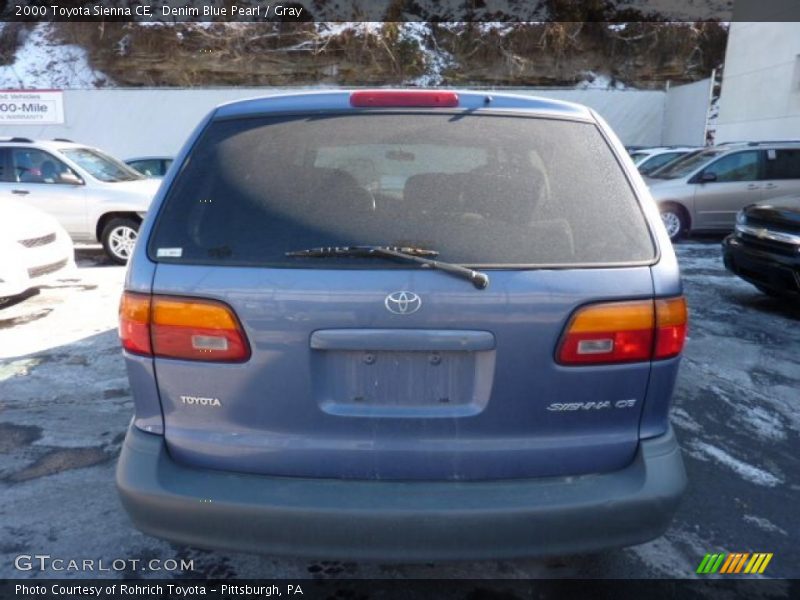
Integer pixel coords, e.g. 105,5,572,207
285,245,489,289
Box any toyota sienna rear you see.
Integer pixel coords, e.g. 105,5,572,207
116,90,688,560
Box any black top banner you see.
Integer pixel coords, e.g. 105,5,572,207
2,0,800,22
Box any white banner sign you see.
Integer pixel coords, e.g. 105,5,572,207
0,90,64,124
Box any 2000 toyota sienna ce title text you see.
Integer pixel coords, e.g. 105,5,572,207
116,90,689,560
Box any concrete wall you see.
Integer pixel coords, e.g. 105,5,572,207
662,78,713,146
0,87,669,158
716,22,800,143
511,88,667,146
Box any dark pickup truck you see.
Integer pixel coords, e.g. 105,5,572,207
723,196,800,298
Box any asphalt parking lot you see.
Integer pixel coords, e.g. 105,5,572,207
0,241,798,581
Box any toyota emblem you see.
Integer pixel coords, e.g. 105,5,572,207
385,291,422,315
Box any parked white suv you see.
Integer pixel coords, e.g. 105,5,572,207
0,138,160,264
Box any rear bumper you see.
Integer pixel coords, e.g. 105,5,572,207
117,425,686,561
722,234,800,296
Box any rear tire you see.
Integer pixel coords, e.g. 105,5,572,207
660,205,686,241
101,217,139,265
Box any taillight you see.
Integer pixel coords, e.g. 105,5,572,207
350,90,459,108
654,297,688,359
119,292,151,355
119,292,250,362
557,297,687,365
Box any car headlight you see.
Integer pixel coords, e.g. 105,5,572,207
735,210,746,225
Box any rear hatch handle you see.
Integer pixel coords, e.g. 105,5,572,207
286,245,490,289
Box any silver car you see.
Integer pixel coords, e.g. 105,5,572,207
0,138,160,263
647,142,800,240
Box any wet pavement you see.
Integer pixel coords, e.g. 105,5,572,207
0,242,797,580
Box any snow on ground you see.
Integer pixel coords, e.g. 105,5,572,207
627,534,701,579
743,515,788,536
689,441,784,488
0,24,110,89
733,405,787,442
314,22,458,86
0,21,630,91
575,71,628,90
0,248,123,358
669,406,702,433
315,22,383,38
400,23,457,86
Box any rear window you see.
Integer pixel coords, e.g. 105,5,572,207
765,149,800,180
149,113,654,267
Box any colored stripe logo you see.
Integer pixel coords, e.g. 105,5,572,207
697,553,773,574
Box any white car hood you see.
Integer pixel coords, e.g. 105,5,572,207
0,198,62,240
107,177,162,198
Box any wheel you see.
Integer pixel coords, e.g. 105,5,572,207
660,206,686,241
101,217,139,264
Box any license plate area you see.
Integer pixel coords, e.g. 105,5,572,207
311,349,495,418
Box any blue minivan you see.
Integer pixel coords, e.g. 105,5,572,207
116,90,688,560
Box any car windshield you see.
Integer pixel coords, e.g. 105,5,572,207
150,113,654,267
649,149,723,179
60,148,144,182
639,151,687,175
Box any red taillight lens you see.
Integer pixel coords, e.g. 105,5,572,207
350,90,459,108
118,292,250,362
558,300,654,365
557,297,687,365
119,292,152,355
654,297,688,359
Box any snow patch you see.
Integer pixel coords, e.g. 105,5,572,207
735,405,787,442
0,24,110,89
315,22,383,39
670,407,703,433
400,23,456,87
475,23,519,35
743,515,788,536
0,260,125,358
628,534,699,578
690,441,783,488
0,358,42,382
576,71,628,90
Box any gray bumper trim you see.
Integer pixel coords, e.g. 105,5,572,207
116,426,686,561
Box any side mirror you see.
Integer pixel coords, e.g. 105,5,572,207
58,172,83,185
699,171,717,183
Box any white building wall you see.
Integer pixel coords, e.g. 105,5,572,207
662,78,713,146
0,87,668,158
716,22,800,143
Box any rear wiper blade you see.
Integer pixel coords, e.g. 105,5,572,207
285,245,489,290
